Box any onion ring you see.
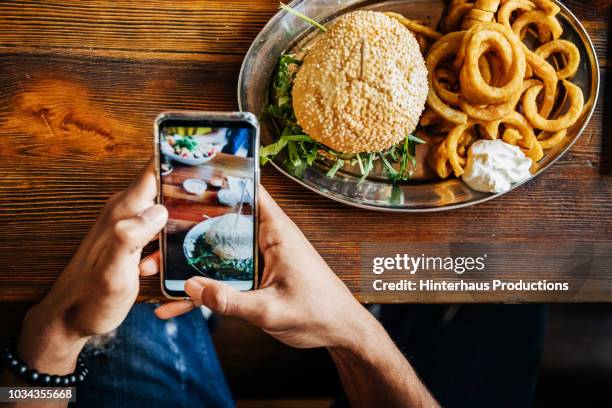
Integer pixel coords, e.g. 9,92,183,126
523,80,584,132
479,120,502,139
524,48,558,118
420,108,443,126
475,0,501,13
426,31,469,124
497,0,535,29
440,0,474,33
535,39,581,80
461,0,500,29
537,129,568,149
530,0,560,16
502,128,523,145
428,140,453,179
384,12,443,40
445,121,479,176
512,11,562,42
522,78,543,94
459,91,521,121
460,27,526,105
524,62,533,79
502,112,543,161
433,68,460,105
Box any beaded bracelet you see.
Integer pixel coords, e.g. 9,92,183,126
0,346,88,387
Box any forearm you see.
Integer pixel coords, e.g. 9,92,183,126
0,304,88,408
329,317,438,408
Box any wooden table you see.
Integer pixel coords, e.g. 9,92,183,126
0,0,610,304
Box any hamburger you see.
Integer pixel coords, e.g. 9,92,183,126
205,214,253,260
292,11,429,153
262,9,429,181
188,214,254,279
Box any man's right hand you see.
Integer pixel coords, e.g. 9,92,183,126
156,187,438,407
156,187,375,350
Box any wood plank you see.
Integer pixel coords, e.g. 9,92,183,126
0,1,610,302
0,1,608,66
0,0,278,55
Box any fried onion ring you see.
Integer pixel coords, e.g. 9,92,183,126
433,68,460,105
535,39,581,80
428,139,453,179
497,0,535,29
502,128,523,145
537,129,568,149
498,111,543,161
475,0,501,13
512,11,562,43
426,31,469,124
384,12,443,40
440,0,474,33
479,120,502,139
523,80,585,132
459,92,521,121
460,26,526,105
445,121,479,176
524,48,558,118
420,108,443,126
530,0,560,16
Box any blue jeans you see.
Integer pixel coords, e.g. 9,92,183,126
74,304,233,408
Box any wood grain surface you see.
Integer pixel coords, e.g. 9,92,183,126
0,0,610,303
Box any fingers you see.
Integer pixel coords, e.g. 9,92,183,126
155,299,195,320
113,204,168,254
258,186,291,225
184,277,267,325
139,251,161,276
258,186,301,252
124,161,158,204
105,161,159,221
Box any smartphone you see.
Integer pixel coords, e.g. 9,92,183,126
155,111,259,299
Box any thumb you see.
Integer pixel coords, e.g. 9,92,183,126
185,277,266,324
113,204,168,253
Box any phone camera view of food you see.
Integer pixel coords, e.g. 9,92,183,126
158,118,256,296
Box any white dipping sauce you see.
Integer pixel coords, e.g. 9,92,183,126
462,140,532,193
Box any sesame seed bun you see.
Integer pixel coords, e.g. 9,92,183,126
292,10,429,154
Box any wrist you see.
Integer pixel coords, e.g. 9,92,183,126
16,304,88,375
328,307,390,358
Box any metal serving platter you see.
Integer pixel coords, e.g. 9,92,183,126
238,0,599,212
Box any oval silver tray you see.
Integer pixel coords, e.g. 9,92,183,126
238,0,599,212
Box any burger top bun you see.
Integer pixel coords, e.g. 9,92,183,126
292,10,428,154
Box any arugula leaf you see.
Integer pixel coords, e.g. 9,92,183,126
326,159,345,178
379,153,399,179
358,153,375,185
279,3,327,33
306,143,319,165
287,140,302,167
355,153,365,175
260,137,288,165
407,134,427,144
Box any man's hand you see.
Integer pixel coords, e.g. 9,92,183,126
155,187,373,349
15,163,167,375
157,187,438,407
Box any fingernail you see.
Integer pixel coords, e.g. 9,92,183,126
143,204,168,225
184,278,204,298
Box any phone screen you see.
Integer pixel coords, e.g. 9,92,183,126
157,114,258,297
